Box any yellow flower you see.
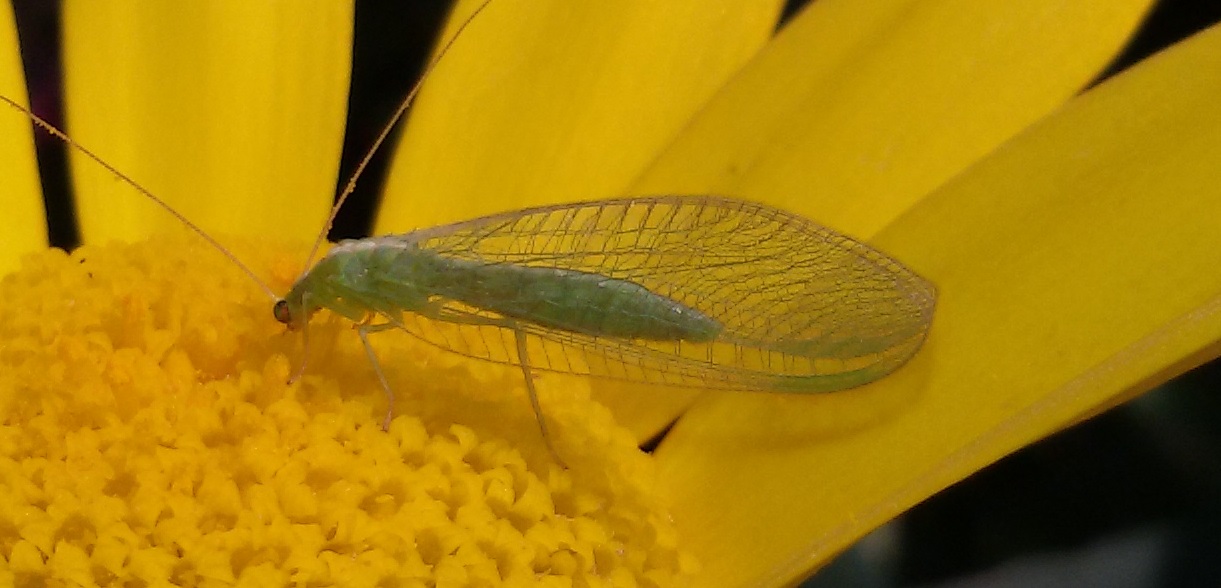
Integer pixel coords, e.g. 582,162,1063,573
4,0,1221,586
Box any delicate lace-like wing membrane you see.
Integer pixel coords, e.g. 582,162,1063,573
389,196,934,392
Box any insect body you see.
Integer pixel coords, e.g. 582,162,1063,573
276,232,722,343
272,195,936,457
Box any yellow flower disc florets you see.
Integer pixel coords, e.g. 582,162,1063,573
0,237,693,587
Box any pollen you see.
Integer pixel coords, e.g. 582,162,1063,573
0,237,692,586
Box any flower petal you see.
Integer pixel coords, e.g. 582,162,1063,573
660,21,1221,587
633,0,1156,236
62,1,353,244
376,0,785,232
622,0,1155,456
0,3,47,274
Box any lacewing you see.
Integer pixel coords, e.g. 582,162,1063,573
1,2,935,463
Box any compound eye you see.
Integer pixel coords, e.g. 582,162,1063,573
272,300,292,325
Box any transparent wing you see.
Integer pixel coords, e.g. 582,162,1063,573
390,196,935,392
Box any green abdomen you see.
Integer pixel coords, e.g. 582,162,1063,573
435,257,722,342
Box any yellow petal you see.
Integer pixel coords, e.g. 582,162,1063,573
0,3,47,274
634,0,1156,236
62,1,353,244
661,21,1221,587
376,0,785,232
621,0,1155,447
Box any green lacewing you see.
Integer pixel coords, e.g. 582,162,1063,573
1,2,935,463
274,196,936,457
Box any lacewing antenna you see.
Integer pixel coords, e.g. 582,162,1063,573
298,0,497,280
0,93,280,301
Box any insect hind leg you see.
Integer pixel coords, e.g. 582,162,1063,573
512,327,567,468
360,307,568,466
356,321,397,431
412,304,568,465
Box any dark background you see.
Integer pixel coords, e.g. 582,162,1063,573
10,1,1221,586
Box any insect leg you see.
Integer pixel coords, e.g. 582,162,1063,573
415,305,568,465
369,303,568,465
512,326,566,468
287,293,313,385
356,320,397,431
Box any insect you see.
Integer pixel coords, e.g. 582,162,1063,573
274,195,936,455
2,3,935,464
